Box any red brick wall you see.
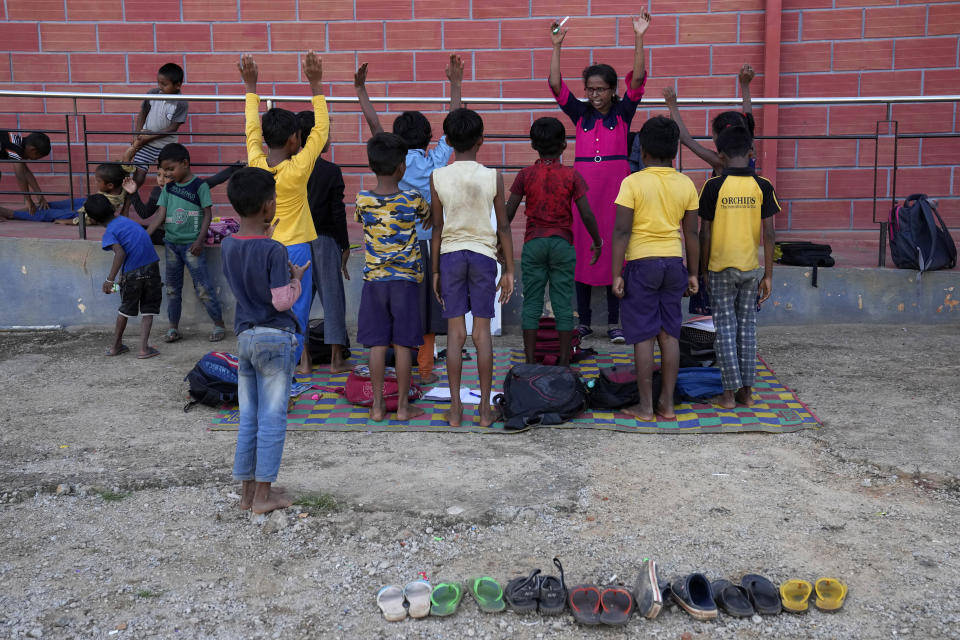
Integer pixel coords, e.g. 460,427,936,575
1,0,958,233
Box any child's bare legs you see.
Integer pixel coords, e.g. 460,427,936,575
240,480,288,510
368,345,388,422
330,344,350,374
132,166,147,190
296,346,312,375
137,314,155,357
522,328,538,364
417,334,438,384
444,317,467,426
0,205,13,220
252,481,291,514
624,337,656,421
394,345,424,421
107,314,128,355
471,317,496,427
656,330,679,419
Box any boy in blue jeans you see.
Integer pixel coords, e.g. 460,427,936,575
85,193,162,359
222,167,310,514
612,116,699,422
698,125,779,409
431,108,515,427
145,143,226,343
355,133,430,423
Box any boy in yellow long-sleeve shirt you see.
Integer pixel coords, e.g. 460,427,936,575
239,51,328,364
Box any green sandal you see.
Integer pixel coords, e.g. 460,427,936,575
468,576,506,613
430,582,463,616
163,328,182,343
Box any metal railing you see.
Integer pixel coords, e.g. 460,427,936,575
1,89,958,267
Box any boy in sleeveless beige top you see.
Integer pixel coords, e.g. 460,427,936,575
430,108,516,428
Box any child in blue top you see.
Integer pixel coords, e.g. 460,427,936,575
221,167,310,515
86,193,162,360
354,55,463,385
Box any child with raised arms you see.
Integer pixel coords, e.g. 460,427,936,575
240,51,328,367
431,108,515,428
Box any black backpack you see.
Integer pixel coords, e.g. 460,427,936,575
586,365,664,410
889,194,957,272
184,352,239,412
307,319,352,364
776,242,835,267
493,364,587,430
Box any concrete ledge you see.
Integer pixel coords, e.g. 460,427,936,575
2,237,958,329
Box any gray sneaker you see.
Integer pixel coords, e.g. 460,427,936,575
633,558,663,619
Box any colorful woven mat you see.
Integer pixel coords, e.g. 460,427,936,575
209,348,819,434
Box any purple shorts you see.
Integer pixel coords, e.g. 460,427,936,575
356,280,424,348
439,250,498,319
621,257,688,344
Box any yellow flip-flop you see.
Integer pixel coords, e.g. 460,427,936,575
780,579,813,613
814,577,847,612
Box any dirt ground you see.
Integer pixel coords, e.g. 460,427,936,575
1,323,958,640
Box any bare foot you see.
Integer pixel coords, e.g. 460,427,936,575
239,480,255,510
369,401,387,422
419,372,439,385
329,362,352,374
396,405,425,421
252,488,291,514
655,402,676,420
735,388,754,406
710,391,737,409
444,402,464,427
294,365,312,376
240,482,286,510
623,404,656,422
478,403,498,428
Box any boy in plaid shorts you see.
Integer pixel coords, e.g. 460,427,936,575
697,125,779,409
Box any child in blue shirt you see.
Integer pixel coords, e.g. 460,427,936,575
221,167,310,515
354,55,463,385
86,193,162,359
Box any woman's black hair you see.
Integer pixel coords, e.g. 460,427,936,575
582,63,619,100
529,117,566,157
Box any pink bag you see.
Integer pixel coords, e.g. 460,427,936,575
340,364,422,411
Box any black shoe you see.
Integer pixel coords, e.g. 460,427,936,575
670,573,718,621
504,569,541,613
538,558,567,615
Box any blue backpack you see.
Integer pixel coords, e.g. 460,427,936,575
889,194,957,272
184,352,239,411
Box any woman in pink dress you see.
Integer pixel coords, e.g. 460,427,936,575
549,12,651,344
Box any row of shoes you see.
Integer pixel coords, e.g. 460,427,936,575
376,558,848,624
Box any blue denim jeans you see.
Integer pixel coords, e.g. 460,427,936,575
232,327,298,483
164,241,223,327
286,242,313,363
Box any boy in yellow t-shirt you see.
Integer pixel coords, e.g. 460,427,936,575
239,51,328,364
611,116,699,423
698,125,779,410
